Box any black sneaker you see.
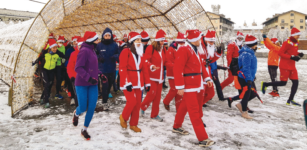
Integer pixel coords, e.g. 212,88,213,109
81,129,91,141
72,110,78,127
199,139,215,147
247,107,254,113
163,84,168,89
203,121,206,128
172,127,189,135
227,98,233,108
203,104,208,107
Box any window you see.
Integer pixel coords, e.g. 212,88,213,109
281,19,285,23
220,25,222,29
291,13,294,16
301,19,304,23
290,26,293,29
291,19,294,23
281,26,285,29
219,31,222,35
300,26,304,29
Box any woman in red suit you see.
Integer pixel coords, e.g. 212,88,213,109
119,32,151,132
140,29,170,122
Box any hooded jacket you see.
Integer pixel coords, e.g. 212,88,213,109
278,37,299,70
96,28,119,73
264,38,280,66
238,46,258,82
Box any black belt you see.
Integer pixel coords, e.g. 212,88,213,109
183,73,202,77
128,69,142,72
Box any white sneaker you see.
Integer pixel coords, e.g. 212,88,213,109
70,98,75,106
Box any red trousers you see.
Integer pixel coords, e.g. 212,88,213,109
221,69,234,90
163,79,183,112
122,89,142,126
203,84,215,104
173,91,208,141
141,81,162,118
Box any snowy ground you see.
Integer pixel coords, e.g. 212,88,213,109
1,58,307,150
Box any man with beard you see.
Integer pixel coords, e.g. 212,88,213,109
200,30,222,106
97,27,119,110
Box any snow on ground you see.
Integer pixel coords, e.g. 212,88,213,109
0,58,307,150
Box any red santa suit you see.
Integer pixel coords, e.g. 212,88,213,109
141,29,171,119
173,29,212,142
120,33,151,126
201,30,222,104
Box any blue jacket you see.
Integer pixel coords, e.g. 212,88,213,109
97,28,119,73
65,47,75,67
210,62,218,74
238,46,257,82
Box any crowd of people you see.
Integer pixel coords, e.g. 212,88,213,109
32,26,304,147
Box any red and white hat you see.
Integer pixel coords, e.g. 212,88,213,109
128,32,141,43
186,29,202,42
164,40,168,45
119,41,126,47
84,31,98,42
72,36,80,42
291,27,301,36
48,39,58,48
245,34,258,45
237,31,244,38
123,34,128,39
271,38,279,44
57,36,65,43
77,37,84,46
140,30,150,41
175,32,185,42
205,30,216,42
49,33,54,39
113,34,118,41
155,29,166,41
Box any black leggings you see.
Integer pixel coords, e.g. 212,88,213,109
101,73,115,103
238,77,257,111
264,80,298,102
212,69,224,100
268,65,278,91
42,69,55,103
71,79,79,107
55,66,62,94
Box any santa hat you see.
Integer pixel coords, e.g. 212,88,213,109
123,34,128,39
72,36,80,42
49,39,58,48
57,36,65,43
245,34,258,45
164,40,168,45
291,27,301,36
119,41,126,47
175,32,185,42
141,30,150,42
186,29,202,42
128,32,141,43
77,37,84,46
237,31,244,38
84,31,98,42
271,38,279,44
205,30,216,42
155,29,166,41
113,34,117,41
49,33,54,39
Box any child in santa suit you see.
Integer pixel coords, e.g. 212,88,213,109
119,32,151,132
140,29,171,122
163,32,186,112
261,27,304,106
172,29,215,147
200,30,222,105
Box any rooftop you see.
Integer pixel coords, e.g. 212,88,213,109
206,11,235,24
262,10,307,25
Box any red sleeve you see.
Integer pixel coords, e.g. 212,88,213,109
264,38,280,53
144,45,154,67
142,57,151,86
278,42,291,59
227,44,234,67
201,60,211,83
119,49,132,90
166,47,175,68
163,47,172,68
210,52,221,63
174,47,189,89
67,52,77,79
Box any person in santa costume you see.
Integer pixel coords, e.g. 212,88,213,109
163,32,185,112
140,30,150,53
261,27,304,106
123,34,128,44
119,32,151,132
235,34,259,119
140,29,170,122
200,30,223,105
117,41,127,90
221,31,244,90
172,29,215,147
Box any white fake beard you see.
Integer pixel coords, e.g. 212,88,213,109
135,43,143,56
207,44,215,57
58,43,63,47
197,41,204,55
236,40,243,46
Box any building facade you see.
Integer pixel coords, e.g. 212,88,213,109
234,21,264,34
262,10,307,34
0,8,37,23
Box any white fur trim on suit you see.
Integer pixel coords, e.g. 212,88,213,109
142,36,150,40
167,76,174,79
245,39,258,45
57,40,65,43
120,82,132,90
49,43,58,48
86,35,98,42
129,35,141,43
145,84,151,87
155,37,165,41
176,85,185,89
291,32,301,36
188,34,202,42
49,36,54,39
184,87,203,93
175,39,185,42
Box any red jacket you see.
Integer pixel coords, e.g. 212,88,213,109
119,48,151,90
279,37,299,70
67,48,79,79
174,43,211,92
166,46,176,79
264,38,280,66
144,45,171,83
226,42,240,67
